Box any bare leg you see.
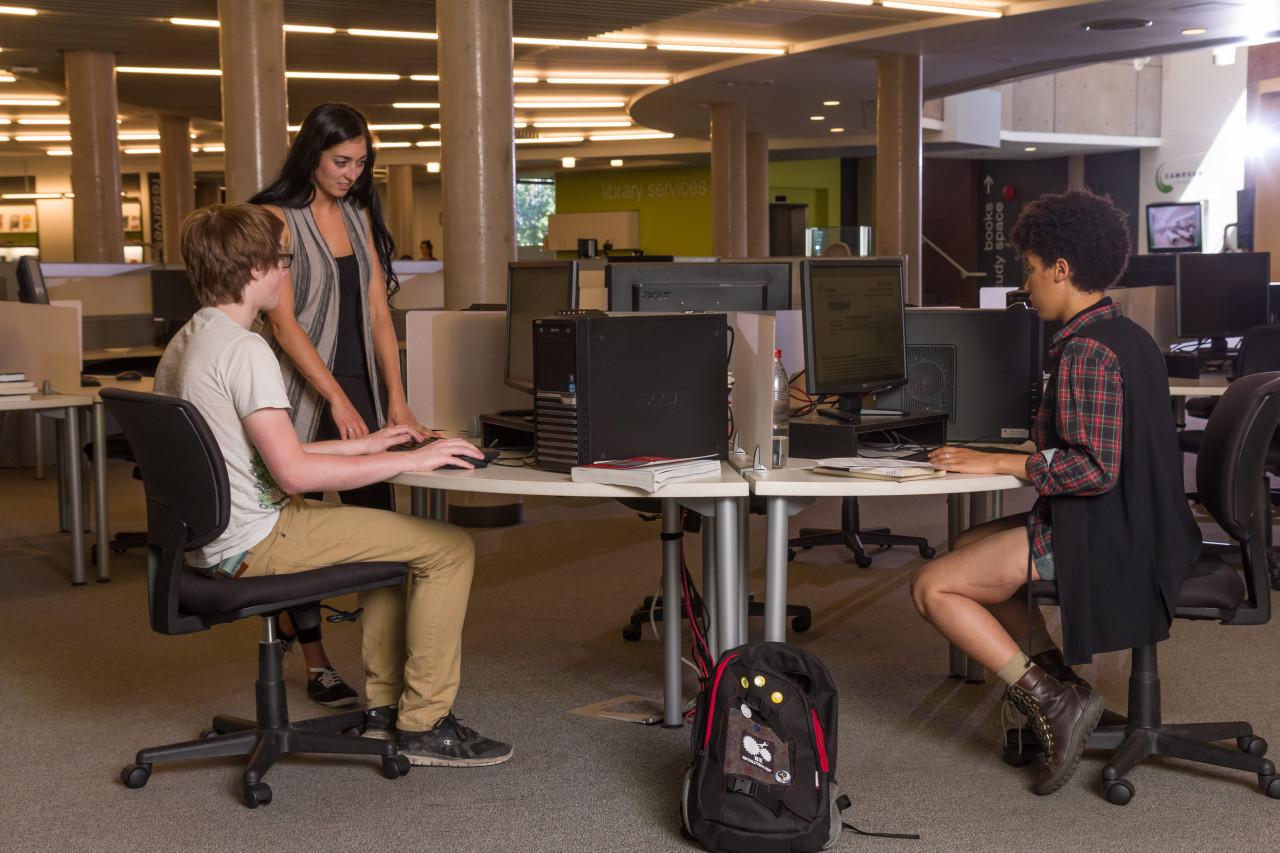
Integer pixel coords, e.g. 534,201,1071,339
278,610,336,671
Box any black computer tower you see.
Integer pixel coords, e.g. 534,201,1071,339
532,313,728,471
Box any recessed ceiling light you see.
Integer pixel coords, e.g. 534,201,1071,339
830,127,844,133
0,6,38,16
1081,19,1152,31
394,103,441,109
123,147,161,154
287,71,400,80
348,28,438,40
610,159,623,166
881,2,1002,18
514,37,645,49
587,131,673,141
374,141,411,148
0,98,60,106
823,100,840,106
561,157,576,168
810,116,825,121
533,120,632,128
410,75,439,82
515,135,585,144
1181,28,1207,36
46,148,72,155
17,117,69,124
118,66,221,76
547,76,669,85
657,43,785,55
426,162,440,173
514,100,625,108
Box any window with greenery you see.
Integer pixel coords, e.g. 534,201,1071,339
516,177,556,247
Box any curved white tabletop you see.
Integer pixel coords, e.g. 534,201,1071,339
392,460,748,498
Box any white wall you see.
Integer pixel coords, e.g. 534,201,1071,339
1138,49,1249,253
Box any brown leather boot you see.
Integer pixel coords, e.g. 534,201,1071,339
1005,663,1104,795
1030,648,1092,690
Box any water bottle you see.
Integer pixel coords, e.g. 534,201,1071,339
771,349,789,468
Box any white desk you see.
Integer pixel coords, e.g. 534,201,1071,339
745,461,1027,677
1,392,95,583
392,461,750,727
1168,375,1230,428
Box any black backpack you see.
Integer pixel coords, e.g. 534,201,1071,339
682,641,842,853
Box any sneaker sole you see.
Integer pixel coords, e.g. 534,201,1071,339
401,749,514,768
311,695,360,709
1033,691,1105,795
362,730,394,740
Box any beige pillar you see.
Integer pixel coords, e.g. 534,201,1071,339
438,0,515,308
875,54,922,305
1067,155,1086,190
64,51,123,263
1257,83,1280,281
746,131,770,257
158,114,195,263
217,0,288,203
385,164,416,259
195,177,222,209
710,103,748,258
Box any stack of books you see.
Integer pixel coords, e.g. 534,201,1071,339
811,456,944,482
0,371,37,403
571,454,721,492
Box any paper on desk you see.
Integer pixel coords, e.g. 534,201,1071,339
815,456,934,469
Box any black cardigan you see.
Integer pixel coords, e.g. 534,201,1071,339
1045,314,1203,665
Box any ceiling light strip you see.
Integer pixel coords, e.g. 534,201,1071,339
880,2,1003,18
656,43,785,55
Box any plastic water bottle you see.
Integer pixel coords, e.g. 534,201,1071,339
771,349,789,468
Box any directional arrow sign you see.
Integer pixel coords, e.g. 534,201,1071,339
983,175,994,194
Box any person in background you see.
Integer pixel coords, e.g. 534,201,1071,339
419,239,436,261
909,189,1201,795
250,102,427,708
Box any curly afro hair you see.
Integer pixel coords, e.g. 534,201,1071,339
1008,189,1131,292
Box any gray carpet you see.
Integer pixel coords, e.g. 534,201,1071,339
2,457,1279,853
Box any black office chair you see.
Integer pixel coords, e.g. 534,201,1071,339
84,434,148,564
15,255,49,304
788,496,935,568
1014,372,1280,805
101,387,412,808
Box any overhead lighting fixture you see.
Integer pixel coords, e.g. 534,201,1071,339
513,37,646,50
810,115,825,121
1,192,61,199
656,43,785,55
561,157,575,168
515,100,625,109
0,98,61,106
0,118,7,124
118,133,161,140
0,6,38,16
409,74,439,82
1024,146,1037,152
374,141,411,148
348,28,438,40
1181,28,1207,36
881,2,1003,18
46,148,72,156
514,76,540,84
823,100,841,106
123,147,161,154
0,74,15,83
429,123,441,129
426,162,440,173
811,0,873,4
170,17,217,26
546,76,669,85
287,71,400,80
284,24,338,34
0,134,8,141
394,102,441,109
17,117,69,124
610,159,623,166
15,133,70,141
202,144,225,152
514,122,528,128
415,140,442,147
830,127,844,132
118,66,221,76
367,123,425,131
515,135,584,144
587,131,674,141
533,120,632,128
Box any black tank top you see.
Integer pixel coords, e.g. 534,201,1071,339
330,254,367,378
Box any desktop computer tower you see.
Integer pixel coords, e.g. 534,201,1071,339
532,313,728,472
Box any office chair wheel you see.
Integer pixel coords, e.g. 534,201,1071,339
787,548,797,562
622,623,642,642
1261,774,1280,798
1238,734,1268,756
1104,778,1134,805
382,754,411,780
199,727,220,739
243,781,272,808
342,726,362,737
854,553,872,569
791,613,811,632
120,763,151,789
1000,730,1039,768
919,545,935,559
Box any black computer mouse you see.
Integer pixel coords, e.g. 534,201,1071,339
115,370,143,381
440,449,500,470
79,375,102,387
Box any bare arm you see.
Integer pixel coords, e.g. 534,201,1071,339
364,211,424,431
927,446,1031,478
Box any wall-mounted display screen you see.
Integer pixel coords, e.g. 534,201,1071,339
1147,201,1203,254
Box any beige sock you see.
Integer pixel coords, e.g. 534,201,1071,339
1017,626,1057,658
997,651,1033,686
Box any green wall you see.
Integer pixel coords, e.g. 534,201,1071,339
553,157,844,256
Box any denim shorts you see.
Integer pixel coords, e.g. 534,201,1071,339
1033,551,1056,581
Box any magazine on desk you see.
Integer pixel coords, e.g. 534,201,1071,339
811,456,944,482
571,454,720,491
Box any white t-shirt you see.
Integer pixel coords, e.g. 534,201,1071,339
154,307,291,568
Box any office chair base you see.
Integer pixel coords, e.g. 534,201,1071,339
622,593,811,641
790,526,935,568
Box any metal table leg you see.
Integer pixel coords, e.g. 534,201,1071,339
65,406,85,585
93,402,110,582
946,493,966,677
660,498,683,727
702,516,718,660
763,495,790,643
714,496,739,656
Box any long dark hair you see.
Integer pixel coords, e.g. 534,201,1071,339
250,102,399,299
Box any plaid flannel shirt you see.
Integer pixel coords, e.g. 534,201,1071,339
1025,298,1124,560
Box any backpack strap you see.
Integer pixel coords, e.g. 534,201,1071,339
835,794,921,840
726,775,783,816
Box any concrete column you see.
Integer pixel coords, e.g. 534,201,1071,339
385,164,416,259
158,114,195,263
1256,83,1280,281
710,102,747,258
746,131,770,257
195,177,222,208
64,51,123,262
1067,155,1086,190
875,54,923,305
217,0,288,204
438,0,515,308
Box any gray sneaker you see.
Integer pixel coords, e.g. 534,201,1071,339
306,667,358,708
395,713,513,767
363,704,397,740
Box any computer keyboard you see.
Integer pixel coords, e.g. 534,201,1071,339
386,436,499,469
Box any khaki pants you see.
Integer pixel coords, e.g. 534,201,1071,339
243,496,474,732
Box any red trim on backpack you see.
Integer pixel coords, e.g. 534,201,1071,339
703,653,740,750
812,708,829,773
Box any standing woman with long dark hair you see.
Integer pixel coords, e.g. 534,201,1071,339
251,102,424,708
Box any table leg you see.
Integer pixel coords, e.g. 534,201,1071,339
660,498,683,728
65,406,85,585
428,488,447,521
410,485,428,517
93,402,110,582
946,494,965,677
702,518,718,660
714,496,739,655
737,496,749,644
764,495,789,643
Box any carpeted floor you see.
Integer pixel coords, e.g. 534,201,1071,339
2,455,1278,853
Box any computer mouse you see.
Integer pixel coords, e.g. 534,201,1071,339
79,374,101,387
115,370,143,381
440,448,500,470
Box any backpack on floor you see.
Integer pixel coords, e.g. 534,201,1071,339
681,641,842,853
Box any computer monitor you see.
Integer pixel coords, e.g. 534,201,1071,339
504,260,579,393
15,256,49,304
606,261,790,312
1147,201,1203,254
878,309,1043,442
1116,254,1176,289
1175,252,1271,346
150,269,203,343
799,257,908,419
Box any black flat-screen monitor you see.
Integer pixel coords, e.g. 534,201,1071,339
1175,252,1271,342
1116,254,1176,289
799,257,908,419
505,260,579,393
150,269,203,342
1147,201,1203,254
878,309,1043,442
16,256,49,304
606,261,790,312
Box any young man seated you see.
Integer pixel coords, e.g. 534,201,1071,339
154,203,511,768
909,189,1201,795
